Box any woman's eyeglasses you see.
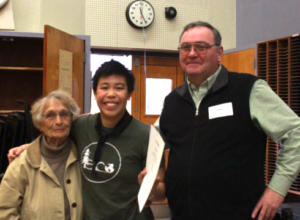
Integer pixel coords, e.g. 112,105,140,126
42,110,71,121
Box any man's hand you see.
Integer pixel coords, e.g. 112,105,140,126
7,144,29,163
251,187,285,220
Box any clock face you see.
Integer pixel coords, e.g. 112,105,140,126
0,0,8,9
126,0,155,29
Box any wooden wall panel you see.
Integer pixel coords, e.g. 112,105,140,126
221,48,255,75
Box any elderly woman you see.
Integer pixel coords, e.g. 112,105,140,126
0,90,83,220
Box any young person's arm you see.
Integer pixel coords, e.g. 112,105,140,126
7,144,29,163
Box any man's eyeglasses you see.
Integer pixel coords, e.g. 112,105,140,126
42,110,71,121
178,42,219,55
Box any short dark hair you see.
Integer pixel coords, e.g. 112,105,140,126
179,21,222,46
92,60,135,94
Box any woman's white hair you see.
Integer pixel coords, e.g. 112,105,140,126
31,90,80,130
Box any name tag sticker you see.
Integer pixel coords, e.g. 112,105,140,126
208,102,234,119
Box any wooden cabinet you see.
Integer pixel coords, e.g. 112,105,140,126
0,25,91,113
0,35,44,111
257,34,300,196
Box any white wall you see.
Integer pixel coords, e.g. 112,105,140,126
10,0,236,50
11,0,85,34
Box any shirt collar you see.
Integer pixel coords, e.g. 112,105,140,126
187,65,222,94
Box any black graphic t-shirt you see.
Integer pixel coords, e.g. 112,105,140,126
71,113,159,220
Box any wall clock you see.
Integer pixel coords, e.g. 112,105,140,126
0,0,8,9
125,0,155,29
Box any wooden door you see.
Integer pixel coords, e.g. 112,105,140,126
131,56,184,124
44,25,85,112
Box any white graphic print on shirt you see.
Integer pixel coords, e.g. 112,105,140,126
81,142,121,184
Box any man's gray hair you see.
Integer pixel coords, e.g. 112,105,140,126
179,21,222,46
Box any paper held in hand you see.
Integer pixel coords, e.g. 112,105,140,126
138,125,165,212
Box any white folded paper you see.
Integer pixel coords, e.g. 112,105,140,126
138,125,165,212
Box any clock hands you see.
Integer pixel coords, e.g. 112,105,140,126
139,7,147,23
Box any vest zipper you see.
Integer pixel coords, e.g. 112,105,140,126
188,112,199,218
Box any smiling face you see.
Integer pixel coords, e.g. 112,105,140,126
94,74,131,128
40,99,72,147
179,26,223,88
